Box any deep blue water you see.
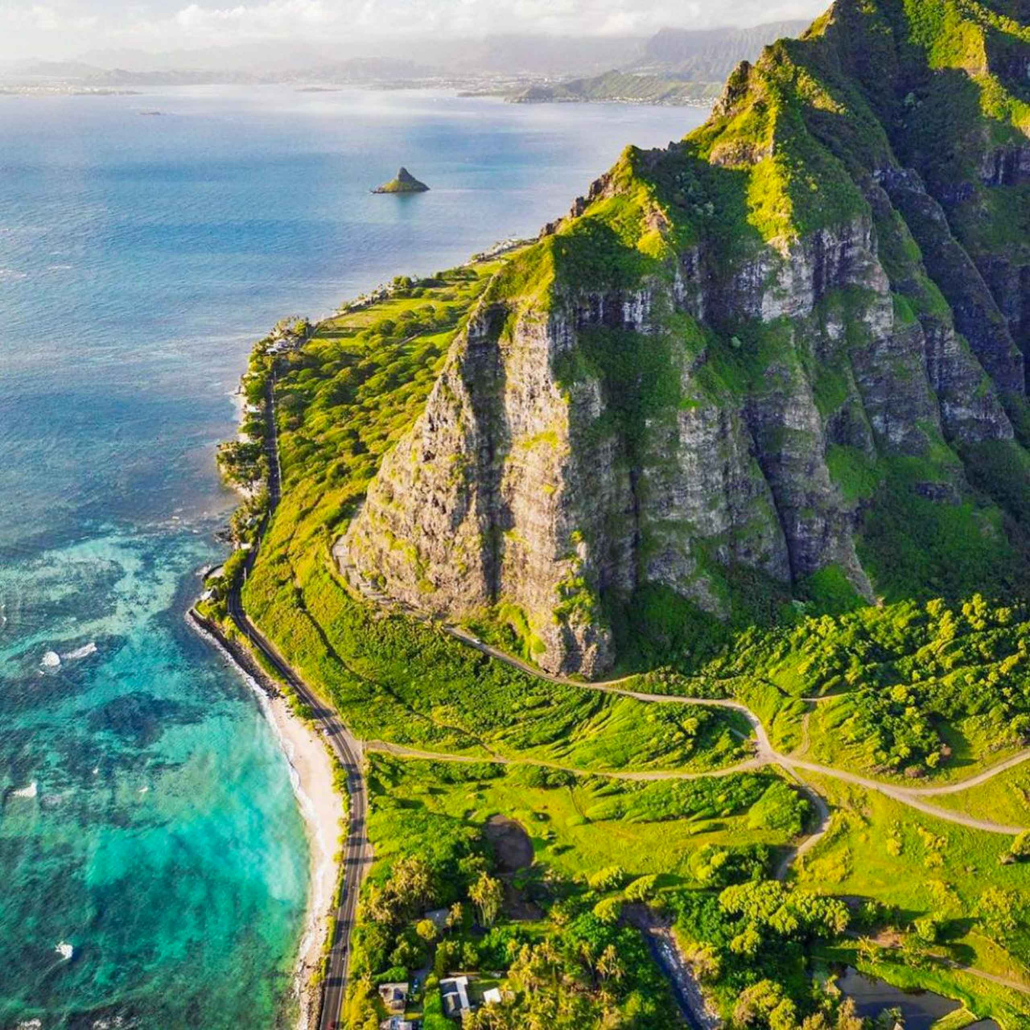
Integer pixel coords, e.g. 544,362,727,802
0,85,705,1028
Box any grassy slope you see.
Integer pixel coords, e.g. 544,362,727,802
368,756,803,893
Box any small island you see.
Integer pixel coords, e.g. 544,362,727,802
372,166,429,193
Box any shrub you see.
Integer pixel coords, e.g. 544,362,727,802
1010,831,1030,859
624,874,659,902
593,896,623,924
587,866,627,892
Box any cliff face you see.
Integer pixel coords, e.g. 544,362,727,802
341,0,1030,676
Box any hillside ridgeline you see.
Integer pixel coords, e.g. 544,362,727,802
340,0,1030,676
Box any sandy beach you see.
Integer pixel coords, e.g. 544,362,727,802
257,688,345,1028
189,615,345,1029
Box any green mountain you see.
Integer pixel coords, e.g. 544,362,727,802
341,0,1030,677
207,3,1030,1026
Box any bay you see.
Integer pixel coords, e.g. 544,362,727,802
0,85,705,1028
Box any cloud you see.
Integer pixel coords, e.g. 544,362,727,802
0,1,96,33
166,0,824,41
0,0,830,61
174,0,334,36
0,1,99,58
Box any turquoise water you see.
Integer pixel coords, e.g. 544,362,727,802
0,85,704,1027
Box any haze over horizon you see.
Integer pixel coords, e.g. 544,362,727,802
0,0,828,64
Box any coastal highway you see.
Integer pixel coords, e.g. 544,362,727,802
225,581,371,1030
227,370,371,1030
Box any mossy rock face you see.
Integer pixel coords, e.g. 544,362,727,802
373,167,430,193
342,0,1030,676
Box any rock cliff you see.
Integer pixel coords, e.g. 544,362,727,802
341,0,1030,675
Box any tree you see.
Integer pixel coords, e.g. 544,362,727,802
874,1008,903,1030
416,918,439,943
835,998,863,1030
688,944,721,982
624,874,659,902
587,866,626,892
977,887,1018,935
596,944,624,983
446,901,464,932
592,896,622,925
913,914,942,943
470,871,504,928
733,980,798,1029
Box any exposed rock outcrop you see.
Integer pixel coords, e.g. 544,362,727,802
340,0,1030,676
372,167,430,193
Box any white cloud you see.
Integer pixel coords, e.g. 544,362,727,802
165,0,824,41
0,1,98,59
0,0,830,61
174,0,334,36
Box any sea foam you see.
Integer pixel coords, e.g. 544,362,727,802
63,642,97,661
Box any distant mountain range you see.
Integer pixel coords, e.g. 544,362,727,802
0,21,808,104
506,21,811,105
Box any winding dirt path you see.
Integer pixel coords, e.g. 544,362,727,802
366,738,766,781
905,749,1030,796
335,551,1030,843
438,628,1029,836
773,774,832,881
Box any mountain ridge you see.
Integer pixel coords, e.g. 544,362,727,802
339,0,1030,677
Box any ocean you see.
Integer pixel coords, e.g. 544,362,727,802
0,84,706,1028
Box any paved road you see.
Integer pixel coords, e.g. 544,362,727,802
226,585,371,1030
229,371,371,1030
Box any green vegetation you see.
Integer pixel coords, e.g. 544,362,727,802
219,262,1030,1027
639,593,1030,780
206,0,1030,1026
344,755,831,1029
795,772,1030,1026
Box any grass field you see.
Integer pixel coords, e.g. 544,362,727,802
793,771,1030,1022
367,754,806,885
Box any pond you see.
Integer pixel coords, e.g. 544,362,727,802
835,967,999,1030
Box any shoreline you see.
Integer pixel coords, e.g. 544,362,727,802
187,611,344,1030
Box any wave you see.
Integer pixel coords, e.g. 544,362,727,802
62,642,97,661
10,781,38,799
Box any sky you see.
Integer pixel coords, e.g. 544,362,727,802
0,0,829,62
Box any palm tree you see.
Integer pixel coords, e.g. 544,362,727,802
597,944,624,983
470,872,503,928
